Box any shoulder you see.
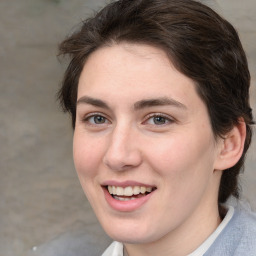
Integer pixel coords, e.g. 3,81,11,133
231,208,256,239
101,241,123,256
205,208,256,256
225,208,256,255
235,207,256,228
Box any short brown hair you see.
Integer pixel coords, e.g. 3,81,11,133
58,0,254,204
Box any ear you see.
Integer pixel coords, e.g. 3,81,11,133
214,120,246,171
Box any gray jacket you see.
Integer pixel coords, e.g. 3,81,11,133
205,208,256,256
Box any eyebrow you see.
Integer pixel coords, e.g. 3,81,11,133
76,96,187,110
134,97,187,110
77,96,110,109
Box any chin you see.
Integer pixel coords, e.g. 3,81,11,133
109,232,152,244
101,219,158,244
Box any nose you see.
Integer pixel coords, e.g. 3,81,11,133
103,125,142,171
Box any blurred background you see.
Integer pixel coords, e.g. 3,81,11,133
0,0,255,255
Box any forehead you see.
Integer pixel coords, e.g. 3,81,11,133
82,43,173,80
77,43,205,112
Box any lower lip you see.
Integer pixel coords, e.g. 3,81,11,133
103,187,155,212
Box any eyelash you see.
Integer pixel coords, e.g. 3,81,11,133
143,113,174,126
82,112,110,126
82,112,174,127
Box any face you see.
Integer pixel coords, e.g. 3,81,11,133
73,43,222,246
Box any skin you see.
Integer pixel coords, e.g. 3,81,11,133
73,43,225,256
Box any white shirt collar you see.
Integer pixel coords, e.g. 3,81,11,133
188,206,234,256
102,241,124,256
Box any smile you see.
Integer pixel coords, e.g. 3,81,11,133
107,185,156,201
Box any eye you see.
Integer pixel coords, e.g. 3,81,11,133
83,113,110,125
144,114,174,126
91,115,106,124
150,116,167,125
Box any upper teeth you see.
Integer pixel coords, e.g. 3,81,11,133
108,186,153,196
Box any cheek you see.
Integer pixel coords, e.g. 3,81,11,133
147,133,217,217
147,130,216,180
73,132,104,178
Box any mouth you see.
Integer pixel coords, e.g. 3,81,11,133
105,185,157,201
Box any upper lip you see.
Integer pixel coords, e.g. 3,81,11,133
101,180,156,188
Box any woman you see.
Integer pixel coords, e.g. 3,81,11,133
58,0,256,255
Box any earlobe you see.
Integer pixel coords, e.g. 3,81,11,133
214,120,246,171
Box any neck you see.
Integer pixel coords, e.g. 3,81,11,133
124,204,221,256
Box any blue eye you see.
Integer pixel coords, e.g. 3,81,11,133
152,116,167,125
92,115,106,124
146,114,173,126
84,114,109,125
